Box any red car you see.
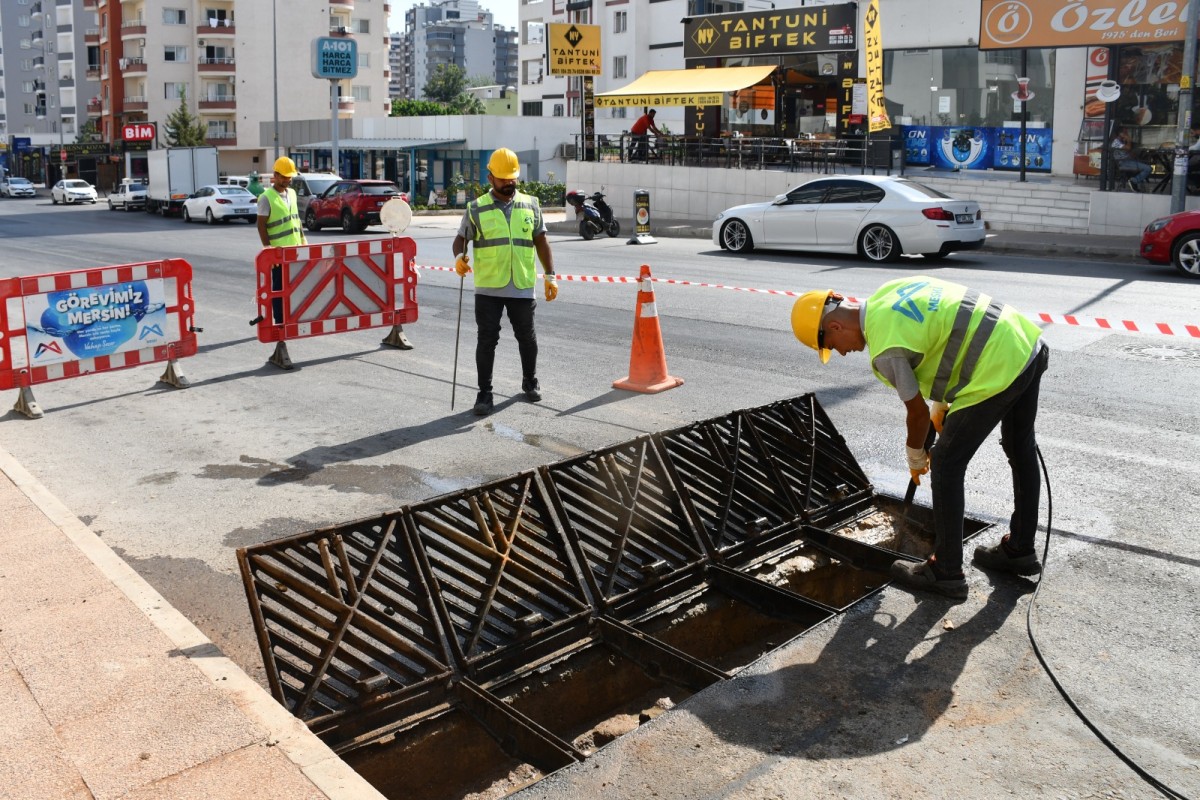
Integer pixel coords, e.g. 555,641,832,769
1140,210,1200,279
303,179,408,234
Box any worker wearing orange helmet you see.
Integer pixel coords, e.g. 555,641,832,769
451,147,557,416
791,277,1048,599
257,156,306,248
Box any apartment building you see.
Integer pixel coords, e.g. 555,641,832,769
0,0,103,178
92,0,390,175
395,0,516,101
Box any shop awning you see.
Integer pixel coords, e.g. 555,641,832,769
595,65,777,108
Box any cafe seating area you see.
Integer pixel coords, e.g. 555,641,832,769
585,133,893,175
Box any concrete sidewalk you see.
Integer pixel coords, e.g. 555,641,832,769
0,446,384,800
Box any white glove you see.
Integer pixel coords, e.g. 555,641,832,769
930,401,950,433
906,445,930,484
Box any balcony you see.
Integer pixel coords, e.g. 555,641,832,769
199,96,236,110
85,27,99,43
337,96,355,115
206,133,237,147
198,57,235,73
197,18,235,36
83,0,97,7
123,95,147,110
330,0,354,9
86,65,100,79
121,21,147,37
120,56,146,73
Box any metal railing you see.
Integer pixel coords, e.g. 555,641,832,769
571,133,904,176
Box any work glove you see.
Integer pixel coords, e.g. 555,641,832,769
906,445,930,486
544,275,558,301
930,401,950,433
454,254,471,277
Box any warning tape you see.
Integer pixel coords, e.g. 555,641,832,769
413,264,1199,339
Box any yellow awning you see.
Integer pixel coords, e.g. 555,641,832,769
595,65,777,108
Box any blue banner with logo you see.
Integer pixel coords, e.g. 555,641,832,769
901,126,1052,172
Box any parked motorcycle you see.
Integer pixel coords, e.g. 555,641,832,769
566,189,621,240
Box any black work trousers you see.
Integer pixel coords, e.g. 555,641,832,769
930,344,1050,574
475,294,537,394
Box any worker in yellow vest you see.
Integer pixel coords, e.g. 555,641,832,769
257,156,306,248
451,147,557,416
791,276,1049,599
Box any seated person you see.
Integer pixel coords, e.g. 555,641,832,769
1111,125,1152,191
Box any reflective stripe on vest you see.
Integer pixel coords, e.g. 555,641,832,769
468,191,538,289
265,188,305,246
865,277,1041,411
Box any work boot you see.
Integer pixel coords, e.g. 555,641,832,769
889,558,968,600
522,377,542,403
472,391,494,416
973,534,1041,576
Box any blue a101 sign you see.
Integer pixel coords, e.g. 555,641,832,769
311,37,358,80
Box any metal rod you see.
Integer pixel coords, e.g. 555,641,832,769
451,276,464,410
1171,0,1200,212
272,0,280,160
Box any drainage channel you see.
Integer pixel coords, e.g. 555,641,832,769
237,394,994,800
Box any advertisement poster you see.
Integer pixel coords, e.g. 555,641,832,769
23,279,169,366
902,126,1052,172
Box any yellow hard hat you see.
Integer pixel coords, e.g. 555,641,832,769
487,148,520,180
791,289,835,364
272,156,298,177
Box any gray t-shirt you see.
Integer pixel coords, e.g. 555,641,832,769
458,192,547,299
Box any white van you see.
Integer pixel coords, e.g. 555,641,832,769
219,175,251,189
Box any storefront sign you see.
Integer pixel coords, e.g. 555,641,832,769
864,0,890,132
684,3,857,59
64,143,109,157
902,126,1054,172
980,0,1189,49
547,23,601,76
310,37,358,80
122,122,156,142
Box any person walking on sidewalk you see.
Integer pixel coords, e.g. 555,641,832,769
452,147,558,417
790,276,1050,600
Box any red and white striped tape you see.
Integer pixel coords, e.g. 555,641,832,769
413,264,1199,339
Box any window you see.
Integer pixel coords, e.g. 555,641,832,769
612,107,627,119
522,100,543,116
613,56,626,79
206,120,234,138
352,85,370,101
524,21,544,45
164,46,188,62
357,52,371,68
19,15,30,27
553,103,564,117
164,81,186,99
614,11,627,33
163,8,186,24
355,18,370,33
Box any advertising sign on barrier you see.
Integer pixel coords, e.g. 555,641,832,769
0,259,197,416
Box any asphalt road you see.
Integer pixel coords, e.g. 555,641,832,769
1,195,1198,784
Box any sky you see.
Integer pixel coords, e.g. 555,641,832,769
386,1,519,34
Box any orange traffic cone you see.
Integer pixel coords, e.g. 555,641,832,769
613,264,684,394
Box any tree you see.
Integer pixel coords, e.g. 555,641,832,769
423,64,468,104
423,64,486,115
74,119,102,144
164,87,207,146
390,98,453,117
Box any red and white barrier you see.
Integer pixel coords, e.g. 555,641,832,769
0,259,197,417
413,264,1198,339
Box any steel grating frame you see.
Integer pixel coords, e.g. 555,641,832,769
404,471,596,683
236,512,456,743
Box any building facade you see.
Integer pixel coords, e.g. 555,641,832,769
1,0,103,181
395,0,516,101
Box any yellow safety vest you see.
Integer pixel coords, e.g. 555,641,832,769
865,276,1042,412
467,191,539,289
264,187,306,246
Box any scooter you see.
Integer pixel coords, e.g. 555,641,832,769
566,189,621,240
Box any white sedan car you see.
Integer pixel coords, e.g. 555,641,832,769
713,175,985,263
181,184,258,224
51,179,98,205
1,177,37,198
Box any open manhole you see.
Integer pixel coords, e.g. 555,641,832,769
238,395,994,800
